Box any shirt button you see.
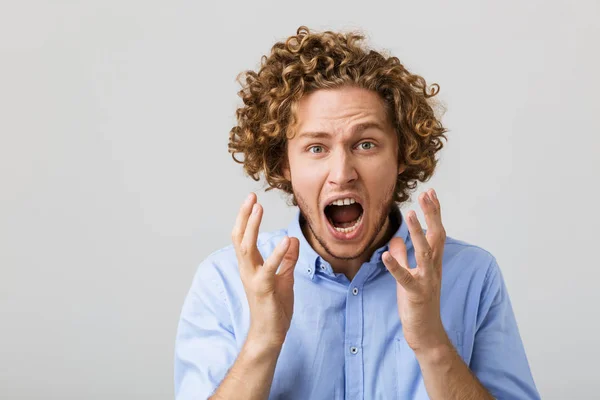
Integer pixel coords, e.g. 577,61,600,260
350,346,359,354
352,287,359,295
320,265,325,270
307,268,312,274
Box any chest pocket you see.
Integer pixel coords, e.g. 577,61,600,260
394,330,464,399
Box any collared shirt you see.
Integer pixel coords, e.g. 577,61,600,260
174,207,540,399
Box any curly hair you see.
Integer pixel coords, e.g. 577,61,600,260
228,26,448,206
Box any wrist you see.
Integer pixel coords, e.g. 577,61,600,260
410,324,454,363
414,339,456,368
243,334,284,361
248,322,288,349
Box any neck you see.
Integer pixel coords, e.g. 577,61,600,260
302,207,399,281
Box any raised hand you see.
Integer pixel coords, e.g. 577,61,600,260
231,193,300,350
382,188,450,352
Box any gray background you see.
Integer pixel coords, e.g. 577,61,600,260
1,0,598,398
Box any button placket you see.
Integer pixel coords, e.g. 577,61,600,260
344,271,368,399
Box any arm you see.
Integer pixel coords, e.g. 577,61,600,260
414,341,493,400
414,260,539,400
383,190,537,399
175,262,285,400
383,189,493,399
383,188,539,400
209,336,282,400
175,193,299,400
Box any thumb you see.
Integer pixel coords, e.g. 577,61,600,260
389,237,409,269
277,237,299,277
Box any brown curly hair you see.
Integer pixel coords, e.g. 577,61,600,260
228,26,448,206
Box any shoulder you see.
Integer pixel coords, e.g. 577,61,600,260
439,236,508,317
441,235,500,285
443,235,495,261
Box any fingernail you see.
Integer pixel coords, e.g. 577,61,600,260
252,204,259,214
245,193,253,204
431,189,437,200
424,193,432,204
409,212,416,222
384,252,392,262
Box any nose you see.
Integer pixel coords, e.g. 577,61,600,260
327,148,358,186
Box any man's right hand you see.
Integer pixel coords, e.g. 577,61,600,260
231,193,300,351
208,194,299,400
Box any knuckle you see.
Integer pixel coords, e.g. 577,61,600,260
419,249,433,260
432,230,443,243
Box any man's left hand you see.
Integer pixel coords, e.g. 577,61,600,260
382,188,451,353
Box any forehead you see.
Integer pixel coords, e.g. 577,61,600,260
292,86,391,134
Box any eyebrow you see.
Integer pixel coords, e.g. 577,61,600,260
297,122,386,140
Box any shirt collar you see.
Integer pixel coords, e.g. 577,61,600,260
286,205,412,279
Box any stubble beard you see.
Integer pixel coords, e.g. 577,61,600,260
294,184,396,261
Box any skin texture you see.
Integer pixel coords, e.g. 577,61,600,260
283,86,405,280
211,86,493,400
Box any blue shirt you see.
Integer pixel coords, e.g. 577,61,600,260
174,207,539,399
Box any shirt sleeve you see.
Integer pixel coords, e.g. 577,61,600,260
174,259,239,400
470,258,541,399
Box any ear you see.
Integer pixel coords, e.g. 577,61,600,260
283,166,291,181
282,158,291,181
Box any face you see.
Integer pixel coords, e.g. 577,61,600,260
284,85,404,262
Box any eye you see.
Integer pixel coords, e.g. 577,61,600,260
357,141,375,150
308,145,324,154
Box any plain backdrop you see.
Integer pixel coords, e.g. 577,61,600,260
1,0,599,399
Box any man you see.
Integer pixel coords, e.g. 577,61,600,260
174,26,539,399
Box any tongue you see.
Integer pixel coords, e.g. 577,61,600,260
328,203,362,225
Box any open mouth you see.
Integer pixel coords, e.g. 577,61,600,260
324,198,364,235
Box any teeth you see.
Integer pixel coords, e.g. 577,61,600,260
329,197,356,206
332,214,362,233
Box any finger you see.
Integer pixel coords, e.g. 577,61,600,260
263,236,293,276
275,237,300,277
239,202,263,261
388,236,409,271
382,251,416,291
232,193,257,247
406,210,434,273
418,190,446,254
